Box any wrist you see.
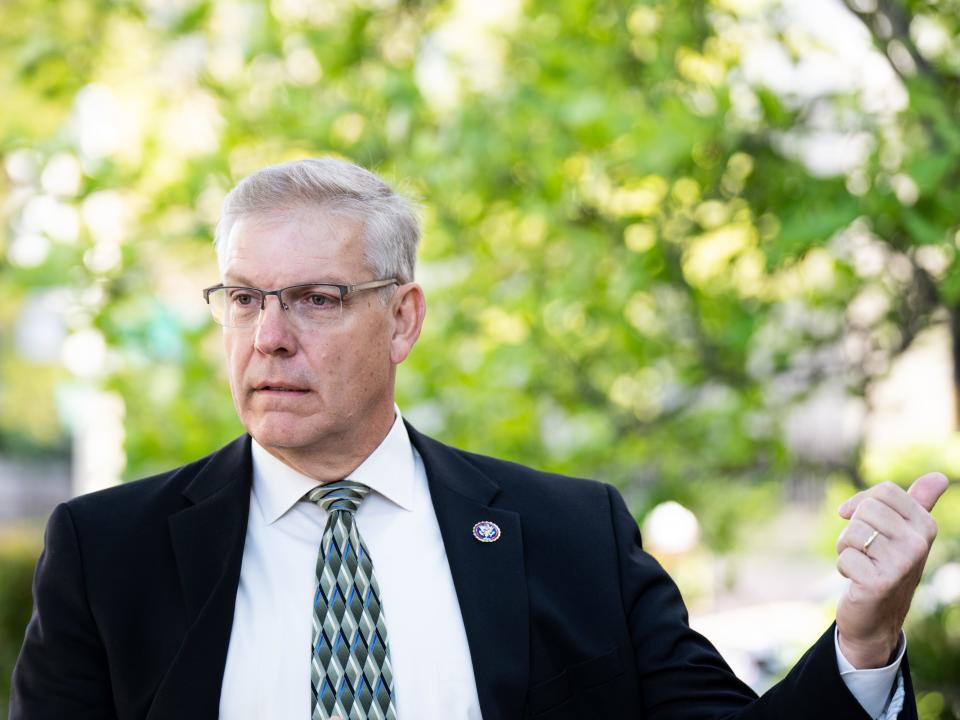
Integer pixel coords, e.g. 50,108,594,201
838,631,899,669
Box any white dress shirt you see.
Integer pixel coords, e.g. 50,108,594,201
220,412,483,719
219,410,903,719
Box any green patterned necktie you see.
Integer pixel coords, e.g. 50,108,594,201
307,480,397,720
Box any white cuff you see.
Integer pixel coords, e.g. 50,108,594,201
834,628,906,719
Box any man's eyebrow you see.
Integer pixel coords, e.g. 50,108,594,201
222,275,257,287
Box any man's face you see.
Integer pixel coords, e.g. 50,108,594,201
220,206,398,454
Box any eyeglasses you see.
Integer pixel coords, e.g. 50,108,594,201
202,278,399,328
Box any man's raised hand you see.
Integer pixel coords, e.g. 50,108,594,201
835,472,949,668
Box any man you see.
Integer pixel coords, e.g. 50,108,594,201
10,157,948,719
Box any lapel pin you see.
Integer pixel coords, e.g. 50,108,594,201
473,520,501,543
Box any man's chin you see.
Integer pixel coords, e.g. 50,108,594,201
244,415,320,450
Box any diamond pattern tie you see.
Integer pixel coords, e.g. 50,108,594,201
307,481,397,720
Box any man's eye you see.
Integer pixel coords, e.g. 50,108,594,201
308,294,330,306
230,293,254,306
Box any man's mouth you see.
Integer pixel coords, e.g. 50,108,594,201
253,383,309,394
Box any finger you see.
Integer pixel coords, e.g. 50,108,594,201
839,490,868,520
851,497,905,539
842,481,932,525
838,484,899,518
837,545,874,582
907,472,950,513
837,518,885,557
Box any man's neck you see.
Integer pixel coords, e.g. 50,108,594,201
256,405,398,483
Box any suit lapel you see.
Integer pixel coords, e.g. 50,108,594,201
147,435,252,720
409,425,530,720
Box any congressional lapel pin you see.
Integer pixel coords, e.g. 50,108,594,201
472,520,501,543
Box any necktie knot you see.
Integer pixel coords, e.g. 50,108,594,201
306,479,370,515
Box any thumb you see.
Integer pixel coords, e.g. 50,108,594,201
907,472,950,512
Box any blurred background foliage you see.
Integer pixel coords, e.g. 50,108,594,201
1,0,959,715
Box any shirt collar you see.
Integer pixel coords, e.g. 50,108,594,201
251,408,416,524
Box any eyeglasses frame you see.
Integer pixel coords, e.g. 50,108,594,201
202,278,400,327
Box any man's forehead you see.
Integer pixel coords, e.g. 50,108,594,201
222,209,367,284
222,258,356,286
231,205,363,240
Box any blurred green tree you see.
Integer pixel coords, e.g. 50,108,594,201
4,0,955,524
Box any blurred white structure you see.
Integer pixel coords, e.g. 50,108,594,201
865,325,955,457
0,458,70,523
784,382,866,465
643,501,700,555
70,390,125,497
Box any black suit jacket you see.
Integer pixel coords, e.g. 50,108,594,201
11,426,916,719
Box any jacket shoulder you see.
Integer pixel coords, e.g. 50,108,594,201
62,435,250,533
410,426,616,518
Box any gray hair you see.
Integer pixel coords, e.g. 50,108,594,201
214,157,420,286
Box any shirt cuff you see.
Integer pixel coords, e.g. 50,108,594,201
834,628,906,719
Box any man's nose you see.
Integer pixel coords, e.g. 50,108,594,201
253,294,297,355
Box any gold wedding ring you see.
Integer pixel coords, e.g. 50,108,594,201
862,529,880,554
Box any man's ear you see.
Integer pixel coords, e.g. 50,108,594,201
389,283,426,365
